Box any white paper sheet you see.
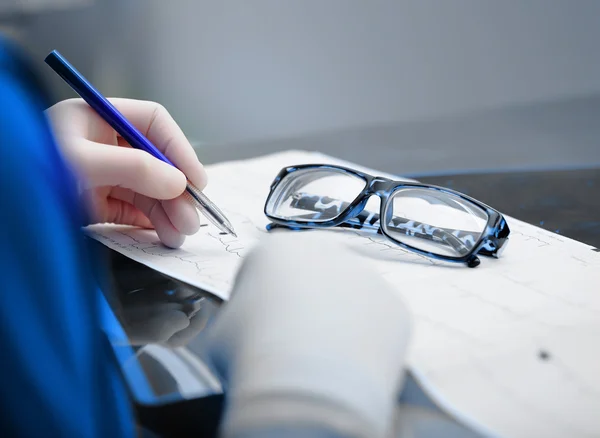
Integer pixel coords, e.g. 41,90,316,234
87,150,600,438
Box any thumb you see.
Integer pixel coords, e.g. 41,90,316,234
67,138,187,199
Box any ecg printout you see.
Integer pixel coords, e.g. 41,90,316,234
87,150,600,438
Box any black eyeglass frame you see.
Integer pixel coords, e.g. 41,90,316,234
264,164,510,268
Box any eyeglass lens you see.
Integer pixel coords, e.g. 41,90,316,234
384,188,488,257
265,168,366,222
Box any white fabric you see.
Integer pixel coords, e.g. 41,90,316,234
205,231,412,438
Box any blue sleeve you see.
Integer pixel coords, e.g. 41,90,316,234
0,53,135,437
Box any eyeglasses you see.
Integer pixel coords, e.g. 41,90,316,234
264,164,510,267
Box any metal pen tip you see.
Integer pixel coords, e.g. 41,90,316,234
224,223,237,238
185,183,237,238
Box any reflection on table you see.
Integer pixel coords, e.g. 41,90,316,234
106,247,224,402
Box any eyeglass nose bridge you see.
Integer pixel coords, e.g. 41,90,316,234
367,177,394,196
345,177,393,218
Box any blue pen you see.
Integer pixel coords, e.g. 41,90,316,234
45,50,236,237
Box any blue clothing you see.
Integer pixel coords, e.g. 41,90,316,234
0,38,351,438
0,38,134,437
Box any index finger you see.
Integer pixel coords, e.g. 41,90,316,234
108,98,207,190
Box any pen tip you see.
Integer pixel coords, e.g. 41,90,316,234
226,223,237,238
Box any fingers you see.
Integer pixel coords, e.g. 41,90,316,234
103,198,153,229
110,187,200,236
47,97,207,191
162,195,201,235
85,141,200,234
109,187,198,248
49,98,207,244
107,98,207,190
139,196,185,248
69,138,187,200
109,186,184,248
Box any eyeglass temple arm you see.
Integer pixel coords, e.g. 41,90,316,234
341,216,471,255
290,194,477,256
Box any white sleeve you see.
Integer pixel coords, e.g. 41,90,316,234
204,231,412,438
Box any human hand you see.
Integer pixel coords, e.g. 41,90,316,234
45,98,206,248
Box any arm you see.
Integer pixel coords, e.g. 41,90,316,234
0,41,134,438
205,232,411,438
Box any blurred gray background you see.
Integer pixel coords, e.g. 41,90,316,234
3,0,600,175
